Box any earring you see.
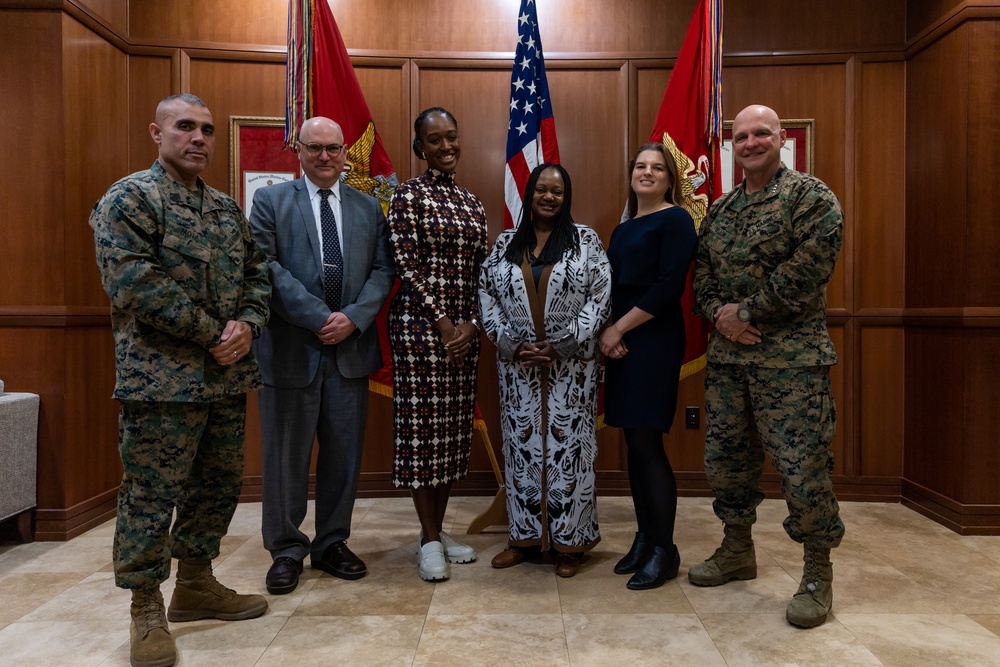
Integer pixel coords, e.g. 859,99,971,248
421,152,426,159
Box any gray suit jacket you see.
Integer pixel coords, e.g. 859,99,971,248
249,177,394,387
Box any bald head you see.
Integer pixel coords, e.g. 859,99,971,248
299,116,342,143
733,105,780,131
296,116,347,188
731,104,786,192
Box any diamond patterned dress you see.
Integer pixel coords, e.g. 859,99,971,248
388,169,489,488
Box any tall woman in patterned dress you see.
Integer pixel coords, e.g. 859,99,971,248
599,142,698,590
479,164,611,578
388,107,489,582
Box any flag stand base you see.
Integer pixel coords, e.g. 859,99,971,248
467,488,507,534
466,420,508,534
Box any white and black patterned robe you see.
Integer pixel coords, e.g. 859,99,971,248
478,225,612,552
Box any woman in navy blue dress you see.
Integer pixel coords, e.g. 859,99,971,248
600,142,698,590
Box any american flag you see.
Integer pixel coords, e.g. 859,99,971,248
504,0,560,229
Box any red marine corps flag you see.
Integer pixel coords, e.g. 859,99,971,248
285,0,400,395
285,1,397,207
649,0,724,379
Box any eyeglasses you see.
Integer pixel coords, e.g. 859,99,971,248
298,142,345,157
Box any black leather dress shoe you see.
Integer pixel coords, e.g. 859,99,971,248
311,541,368,580
626,544,680,591
614,532,652,575
266,556,303,595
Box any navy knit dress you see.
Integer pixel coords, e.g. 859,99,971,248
604,206,697,433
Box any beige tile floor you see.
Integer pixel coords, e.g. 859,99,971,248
2,496,1000,666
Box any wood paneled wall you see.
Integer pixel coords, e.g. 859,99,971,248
2,0,992,537
0,7,128,539
903,9,1000,534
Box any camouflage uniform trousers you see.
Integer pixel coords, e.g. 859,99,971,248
113,395,247,589
703,363,845,548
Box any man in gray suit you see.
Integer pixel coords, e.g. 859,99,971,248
249,116,394,594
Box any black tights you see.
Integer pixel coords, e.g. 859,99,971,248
625,428,677,549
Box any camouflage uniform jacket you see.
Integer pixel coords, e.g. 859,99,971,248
693,167,842,368
90,160,271,401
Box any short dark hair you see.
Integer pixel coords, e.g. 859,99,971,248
159,93,207,109
412,107,457,159
503,163,580,265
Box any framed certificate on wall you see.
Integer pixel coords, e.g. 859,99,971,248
229,116,300,219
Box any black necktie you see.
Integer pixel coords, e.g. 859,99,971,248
318,188,343,312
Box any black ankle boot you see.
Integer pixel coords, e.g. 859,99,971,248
626,544,680,590
614,532,652,575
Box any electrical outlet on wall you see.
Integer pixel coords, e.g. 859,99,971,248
685,406,700,429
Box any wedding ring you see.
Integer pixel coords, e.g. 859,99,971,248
232,351,238,358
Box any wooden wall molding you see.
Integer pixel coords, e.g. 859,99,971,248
852,52,907,63
902,479,1000,536
854,309,906,319
724,53,856,66
34,487,118,541
906,2,1000,57
128,38,285,54
127,44,180,57
0,314,110,327
0,306,109,319
902,308,1000,324
178,48,286,64
0,0,65,6
0,0,129,49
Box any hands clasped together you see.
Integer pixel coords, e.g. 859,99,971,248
514,340,557,368
210,320,254,366
599,324,628,360
713,303,762,346
439,319,479,365
317,311,357,345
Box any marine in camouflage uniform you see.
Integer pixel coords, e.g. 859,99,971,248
694,164,844,545
92,155,270,588
691,104,844,628
90,94,270,666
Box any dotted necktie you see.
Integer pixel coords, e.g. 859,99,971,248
318,188,343,312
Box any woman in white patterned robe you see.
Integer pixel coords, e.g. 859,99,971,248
478,164,612,577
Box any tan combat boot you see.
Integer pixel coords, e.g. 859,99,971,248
786,545,833,628
687,524,757,586
167,558,268,622
129,587,176,667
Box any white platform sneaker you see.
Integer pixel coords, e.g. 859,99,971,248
439,531,477,564
417,540,450,581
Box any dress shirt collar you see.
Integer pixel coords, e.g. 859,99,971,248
304,175,342,203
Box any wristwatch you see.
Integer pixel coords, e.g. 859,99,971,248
248,322,261,339
737,303,752,323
